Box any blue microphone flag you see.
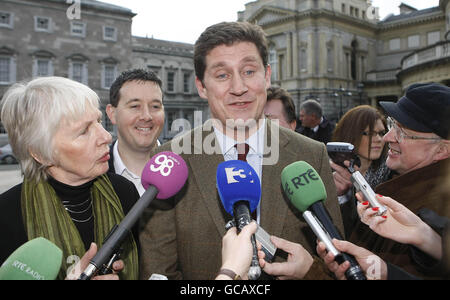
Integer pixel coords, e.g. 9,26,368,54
216,160,261,216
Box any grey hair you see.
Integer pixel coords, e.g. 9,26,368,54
300,99,323,118
0,76,100,182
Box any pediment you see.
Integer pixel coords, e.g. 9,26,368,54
248,6,296,25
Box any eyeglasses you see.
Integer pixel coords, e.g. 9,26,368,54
386,117,442,143
362,130,386,138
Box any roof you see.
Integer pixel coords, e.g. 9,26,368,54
48,0,136,16
85,0,135,15
380,6,441,23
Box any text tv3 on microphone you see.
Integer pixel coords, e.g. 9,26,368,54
216,160,262,280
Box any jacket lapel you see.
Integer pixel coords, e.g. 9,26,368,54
188,121,228,236
260,120,297,237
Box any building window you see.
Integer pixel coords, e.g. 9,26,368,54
102,64,117,89
0,11,13,28
71,22,86,37
167,71,175,92
68,61,87,85
327,43,334,73
389,38,401,51
341,4,346,14
37,60,49,76
166,110,179,136
34,16,51,32
408,35,420,48
299,48,307,73
72,62,84,83
278,54,285,80
183,72,191,93
269,48,278,81
427,31,440,45
103,26,117,41
148,66,161,78
33,59,53,77
0,56,16,84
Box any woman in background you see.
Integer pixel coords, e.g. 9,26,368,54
330,105,390,237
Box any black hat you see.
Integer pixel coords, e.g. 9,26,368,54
380,82,450,139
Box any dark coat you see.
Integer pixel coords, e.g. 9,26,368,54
139,119,344,280
295,117,335,145
108,140,117,174
349,158,450,279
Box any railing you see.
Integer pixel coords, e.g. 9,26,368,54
402,40,450,70
365,68,400,82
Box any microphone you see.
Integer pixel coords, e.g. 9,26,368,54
79,151,188,280
281,161,366,280
0,238,62,280
327,142,386,216
216,160,261,280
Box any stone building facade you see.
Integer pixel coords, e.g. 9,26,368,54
0,0,206,144
131,36,208,142
1,0,449,145
238,0,450,122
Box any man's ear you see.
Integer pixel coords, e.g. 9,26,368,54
434,140,450,161
195,77,207,99
289,120,297,131
105,104,117,125
265,64,272,87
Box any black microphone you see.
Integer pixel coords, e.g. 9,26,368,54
281,161,366,280
78,152,188,280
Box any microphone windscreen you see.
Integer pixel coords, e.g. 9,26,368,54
141,151,188,199
216,160,261,216
0,237,62,280
281,161,327,212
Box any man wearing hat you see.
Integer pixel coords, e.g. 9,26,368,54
349,82,450,279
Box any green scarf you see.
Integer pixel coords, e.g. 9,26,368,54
21,174,139,280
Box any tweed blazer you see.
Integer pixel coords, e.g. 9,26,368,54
139,119,343,280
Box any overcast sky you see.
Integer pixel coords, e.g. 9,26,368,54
99,0,440,44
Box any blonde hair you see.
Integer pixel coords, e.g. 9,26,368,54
1,77,100,181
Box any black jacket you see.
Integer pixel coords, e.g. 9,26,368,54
0,172,140,265
295,117,335,145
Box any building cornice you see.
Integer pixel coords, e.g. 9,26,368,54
377,11,444,31
249,6,377,31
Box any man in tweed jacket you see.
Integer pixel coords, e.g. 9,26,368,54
139,21,343,280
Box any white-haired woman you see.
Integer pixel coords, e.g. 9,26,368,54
0,77,140,280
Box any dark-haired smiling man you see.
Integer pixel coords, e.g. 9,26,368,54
106,69,165,196
139,22,342,280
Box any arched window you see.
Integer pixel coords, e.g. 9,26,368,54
67,53,89,85
0,46,16,84
31,50,55,78
327,40,334,73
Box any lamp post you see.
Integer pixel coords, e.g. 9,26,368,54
339,86,352,119
331,86,352,120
